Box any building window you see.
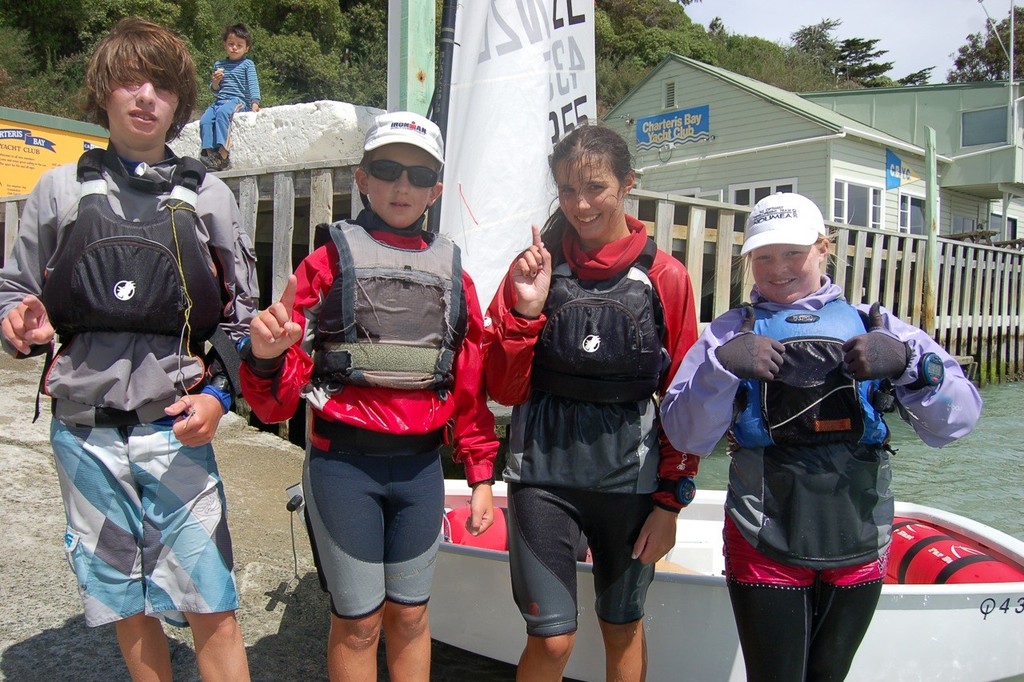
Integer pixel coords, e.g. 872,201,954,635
988,213,1017,238
664,81,676,109
834,180,883,229
899,194,926,235
961,107,1007,147
953,214,976,234
730,179,797,207
678,188,725,202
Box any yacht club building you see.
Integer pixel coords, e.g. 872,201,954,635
603,54,1024,245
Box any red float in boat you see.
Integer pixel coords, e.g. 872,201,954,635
886,517,1024,584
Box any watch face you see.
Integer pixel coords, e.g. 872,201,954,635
922,353,944,385
677,478,697,506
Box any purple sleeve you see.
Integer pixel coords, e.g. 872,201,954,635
660,308,747,455
859,304,982,447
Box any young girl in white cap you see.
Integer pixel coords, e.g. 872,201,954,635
240,111,498,681
660,192,981,681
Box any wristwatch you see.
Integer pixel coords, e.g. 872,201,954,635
658,476,697,508
907,352,944,390
237,335,253,358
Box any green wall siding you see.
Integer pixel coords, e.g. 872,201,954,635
803,85,1011,154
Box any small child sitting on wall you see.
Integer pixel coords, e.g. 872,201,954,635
199,23,261,170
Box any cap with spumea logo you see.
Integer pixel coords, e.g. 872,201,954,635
741,192,827,255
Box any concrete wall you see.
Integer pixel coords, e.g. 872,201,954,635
170,100,384,170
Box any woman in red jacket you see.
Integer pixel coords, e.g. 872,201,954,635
483,123,699,681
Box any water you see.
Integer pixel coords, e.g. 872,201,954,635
695,380,1024,541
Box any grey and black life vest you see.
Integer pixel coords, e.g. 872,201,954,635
41,148,223,341
732,299,889,447
531,238,667,403
311,221,466,393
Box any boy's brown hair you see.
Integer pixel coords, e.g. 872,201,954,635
84,17,197,142
222,23,252,47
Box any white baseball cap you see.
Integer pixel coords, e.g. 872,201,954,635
741,192,828,255
363,111,445,166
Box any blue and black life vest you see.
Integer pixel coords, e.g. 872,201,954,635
732,299,889,448
531,238,667,403
311,220,466,393
41,148,224,341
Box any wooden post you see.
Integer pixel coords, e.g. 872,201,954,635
923,126,939,335
654,199,673,253
272,172,295,302
238,176,259,245
686,206,706,319
309,168,333,253
714,210,735,318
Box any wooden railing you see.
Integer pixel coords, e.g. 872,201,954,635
2,168,1021,384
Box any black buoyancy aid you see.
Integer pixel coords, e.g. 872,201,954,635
312,221,465,392
732,300,889,447
531,238,667,403
41,148,224,341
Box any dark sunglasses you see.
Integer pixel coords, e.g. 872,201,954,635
366,159,439,188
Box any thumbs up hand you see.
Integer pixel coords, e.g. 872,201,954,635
250,275,303,360
842,303,911,380
714,305,785,380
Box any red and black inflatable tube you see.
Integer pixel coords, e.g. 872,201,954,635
886,518,1024,584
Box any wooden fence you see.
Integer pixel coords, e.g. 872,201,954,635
2,164,1021,384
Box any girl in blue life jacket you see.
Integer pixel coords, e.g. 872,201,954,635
659,192,981,681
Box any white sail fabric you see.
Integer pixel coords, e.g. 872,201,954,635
440,1,596,311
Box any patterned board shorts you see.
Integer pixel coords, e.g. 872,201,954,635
50,420,239,627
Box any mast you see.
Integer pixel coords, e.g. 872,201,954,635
427,0,458,233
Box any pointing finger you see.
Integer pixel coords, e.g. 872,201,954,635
279,274,297,315
531,224,543,248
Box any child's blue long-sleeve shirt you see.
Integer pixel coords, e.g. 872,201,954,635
212,57,261,108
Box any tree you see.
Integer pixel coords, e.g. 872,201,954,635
791,18,842,72
899,68,934,86
0,0,391,118
0,0,84,68
790,19,906,88
0,25,37,110
837,38,894,87
595,0,715,112
948,6,1024,82
710,31,835,92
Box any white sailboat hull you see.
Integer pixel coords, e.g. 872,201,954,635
431,481,1024,681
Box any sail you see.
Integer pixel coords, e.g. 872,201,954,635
439,1,596,311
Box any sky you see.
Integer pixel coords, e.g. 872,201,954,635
683,0,1009,83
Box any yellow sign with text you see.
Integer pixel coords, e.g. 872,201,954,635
0,116,107,197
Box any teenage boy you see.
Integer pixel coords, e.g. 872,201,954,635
0,17,257,682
